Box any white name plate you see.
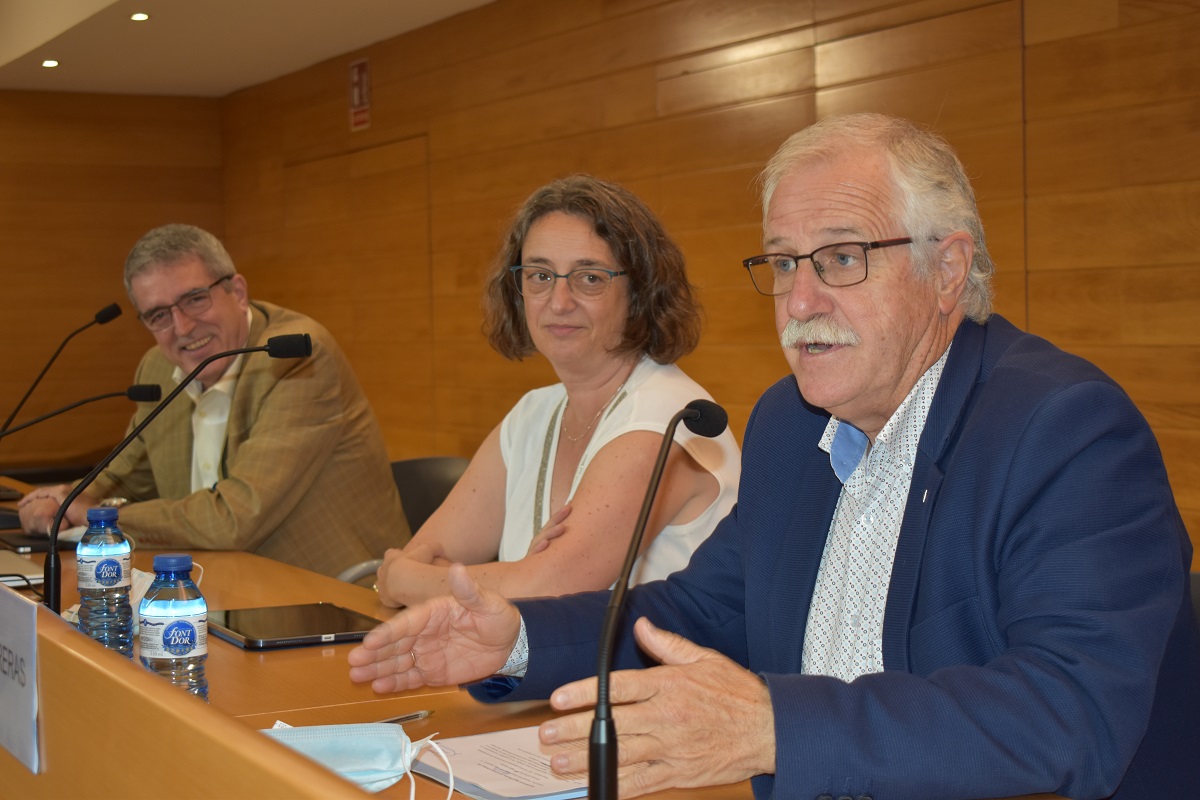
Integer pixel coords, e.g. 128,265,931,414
0,585,39,773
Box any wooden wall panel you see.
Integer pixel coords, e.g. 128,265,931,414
815,2,1021,86
1027,100,1200,195
426,96,809,208
1024,1,1200,561
815,52,1022,139
1023,0,1119,45
222,131,435,458
433,0,810,111
1025,11,1200,119
428,68,661,161
0,91,221,473
813,0,997,36
1027,184,1200,272
656,38,816,118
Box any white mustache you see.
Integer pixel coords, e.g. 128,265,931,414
780,317,860,349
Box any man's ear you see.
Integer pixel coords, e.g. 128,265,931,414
228,273,251,309
933,231,972,316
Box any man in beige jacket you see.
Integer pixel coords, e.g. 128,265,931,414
19,224,408,577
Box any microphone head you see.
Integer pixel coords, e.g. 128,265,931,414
94,303,122,325
682,399,728,438
125,384,163,402
266,333,312,359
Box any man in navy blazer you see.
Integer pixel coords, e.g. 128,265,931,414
350,114,1198,799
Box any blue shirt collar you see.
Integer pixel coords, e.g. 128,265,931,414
828,422,869,484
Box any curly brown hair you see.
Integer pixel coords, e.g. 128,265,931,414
483,174,701,363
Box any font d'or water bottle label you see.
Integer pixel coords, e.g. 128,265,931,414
140,614,208,658
76,553,132,590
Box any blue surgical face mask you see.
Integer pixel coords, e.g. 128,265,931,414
262,722,452,796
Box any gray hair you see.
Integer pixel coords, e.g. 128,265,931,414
759,113,994,322
123,224,237,298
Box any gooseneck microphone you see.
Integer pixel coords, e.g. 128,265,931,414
42,333,312,612
0,385,162,441
589,399,729,800
1,303,123,434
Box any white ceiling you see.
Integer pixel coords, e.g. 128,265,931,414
0,0,495,97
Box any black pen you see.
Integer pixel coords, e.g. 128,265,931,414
375,709,433,724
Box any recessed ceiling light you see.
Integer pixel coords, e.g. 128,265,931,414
131,13,149,21
41,60,59,68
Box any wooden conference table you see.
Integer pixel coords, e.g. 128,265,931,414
0,493,1059,798
5,548,756,799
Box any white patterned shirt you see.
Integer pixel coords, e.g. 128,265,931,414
800,347,950,682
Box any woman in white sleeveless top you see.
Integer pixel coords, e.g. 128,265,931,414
375,175,739,607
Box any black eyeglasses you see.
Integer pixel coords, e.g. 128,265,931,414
742,238,914,295
509,266,628,299
138,276,232,331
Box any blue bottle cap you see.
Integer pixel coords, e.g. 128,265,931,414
152,553,193,572
86,506,119,522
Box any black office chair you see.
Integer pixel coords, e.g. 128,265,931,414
336,456,470,584
390,456,471,533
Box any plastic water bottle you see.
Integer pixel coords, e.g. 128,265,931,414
139,553,209,701
76,506,133,658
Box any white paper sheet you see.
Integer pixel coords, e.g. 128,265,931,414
413,724,586,800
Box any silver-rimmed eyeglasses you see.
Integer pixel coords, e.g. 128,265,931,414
138,276,232,331
742,238,914,295
510,265,628,299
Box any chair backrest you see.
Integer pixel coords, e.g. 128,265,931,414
390,456,470,533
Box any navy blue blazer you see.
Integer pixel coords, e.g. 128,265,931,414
480,316,1199,799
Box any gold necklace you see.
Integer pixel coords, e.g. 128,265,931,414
561,379,628,443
